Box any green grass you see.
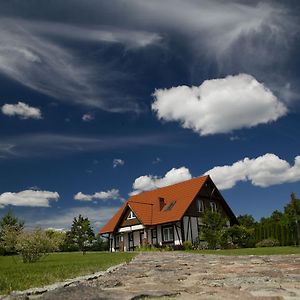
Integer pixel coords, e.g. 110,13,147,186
187,246,300,256
0,252,136,295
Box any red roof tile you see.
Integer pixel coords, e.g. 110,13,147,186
100,175,209,234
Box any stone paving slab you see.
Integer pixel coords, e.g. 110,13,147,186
6,252,300,300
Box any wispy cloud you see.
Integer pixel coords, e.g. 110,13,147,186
0,133,171,159
1,101,42,119
0,18,159,112
31,206,119,232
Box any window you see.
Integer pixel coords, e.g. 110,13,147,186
162,226,174,242
128,232,133,242
127,210,136,219
210,201,217,212
163,200,176,211
151,228,157,239
197,199,204,212
115,235,121,248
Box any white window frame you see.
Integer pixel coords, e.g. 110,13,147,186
197,199,205,212
127,210,136,220
210,201,217,212
162,226,174,242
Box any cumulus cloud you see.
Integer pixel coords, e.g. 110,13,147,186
205,153,300,190
152,74,287,135
74,189,121,201
82,113,94,122
131,166,192,195
1,102,42,119
113,158,124,168
0,190,59,208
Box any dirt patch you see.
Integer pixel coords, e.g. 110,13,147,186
6,252,300,300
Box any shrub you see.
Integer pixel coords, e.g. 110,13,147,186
221,225,255,249
0,225,21,255
16,229,58,263
183,241,193,250
202,211,226,249
256,238,280,248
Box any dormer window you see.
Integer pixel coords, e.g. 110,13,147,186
127,210,136,220
197,199,204,212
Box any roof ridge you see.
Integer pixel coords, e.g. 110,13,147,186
130,175,209,197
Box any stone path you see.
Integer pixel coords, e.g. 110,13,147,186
9,252,300,300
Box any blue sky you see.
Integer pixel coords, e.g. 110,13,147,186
0,0,300,232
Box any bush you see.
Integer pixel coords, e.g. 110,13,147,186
256,238,280,248
0,225,21,255
221,225,255,249
202,211,226,249
16,229,58,263
183,241,193,250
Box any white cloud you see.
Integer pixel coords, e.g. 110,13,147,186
0,18,156,112
1,102,42,119
152,74,287,135
131,166,192,195
205,153,300,190
82,113,94,122
30,206,120,232
113,158,124,168
74,189,121,201
0,190,59,208
152,157,162,164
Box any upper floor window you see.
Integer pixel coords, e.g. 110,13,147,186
197,199,205,212
210,201,217,212
127,210,136,219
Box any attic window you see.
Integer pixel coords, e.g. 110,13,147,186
163,200,176,211
127,211,136,219
197,199,204,212
210,202,217,212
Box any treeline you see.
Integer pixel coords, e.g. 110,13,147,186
0,212,108,262
199,192,300,250
235,192,299,247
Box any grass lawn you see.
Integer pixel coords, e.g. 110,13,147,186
188,246,300,256
0,252,136,295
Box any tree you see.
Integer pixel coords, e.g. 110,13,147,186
45,229,66,251
0,210,24,255
237,214,256,228
16,229,58,263
66,215,95,254
283,193,300,246
202,211,226,249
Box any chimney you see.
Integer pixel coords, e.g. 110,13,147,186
159,197,165,211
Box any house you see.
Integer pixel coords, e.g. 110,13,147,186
100,175,238,251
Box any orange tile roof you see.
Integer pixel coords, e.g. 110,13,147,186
100,175,209,234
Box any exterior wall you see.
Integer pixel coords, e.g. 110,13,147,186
183,216,200,243
157,225,162,246
174,221,182,245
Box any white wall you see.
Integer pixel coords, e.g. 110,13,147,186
174,222,182,245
